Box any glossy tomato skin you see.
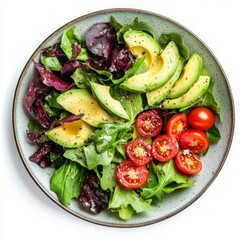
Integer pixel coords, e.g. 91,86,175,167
126,138,152,165
175,149,202,175
166,113,188,141
188,107,215,131
116,160,148,189
152,134,179,162
179,129,209,154
135,109,163,138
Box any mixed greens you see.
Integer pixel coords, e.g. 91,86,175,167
24,16,221,220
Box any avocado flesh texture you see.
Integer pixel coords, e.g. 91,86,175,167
146,58,184,106
123,30,161,67
90,82,129,120
57,89,116,127
167,52,202,98
46,119,93,148
162,75,210,109
120,41,180,93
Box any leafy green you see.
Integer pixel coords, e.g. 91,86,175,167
63,143,115,170
91,121,133,153
110,86,143,120
206,125,221,144
50,160,85,205
43,91,64,118
159,33,189,61
40,55,62,72
60,26,89,60
141,160,196,202
109,185,153,220
100,163,117,192
111,16,157,43
71,67,98,89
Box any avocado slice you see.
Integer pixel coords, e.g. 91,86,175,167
167,52,202,98
46,119,93,148
90,82,129,120
57,89,116,127
146,58,184,106
162,75,210,109
120,41,180,93
123,30,161,67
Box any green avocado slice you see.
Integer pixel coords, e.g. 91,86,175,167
123,30,161,67
146,58,184,106
120,41,180,93
46,119,93,148
162,75,210,109
90,82,130,120
167,52,202,98
57,89,117,127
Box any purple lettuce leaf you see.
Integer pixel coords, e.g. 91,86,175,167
85,22,117,60
33,61,75,91
29,142,52,168
41,43,66,58
53,113,84,127
24,78,52,128
60,59,83,76
26,129,46,144
80,171,109,214
107,45,134,73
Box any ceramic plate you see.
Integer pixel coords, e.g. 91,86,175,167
12,8,234,227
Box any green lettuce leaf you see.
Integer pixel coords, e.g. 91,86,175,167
112,16,157,43
60,26,88,60
109,185,153,220
50,160,85,205
159,33,189,61
63,143,115,170
141,160,196,202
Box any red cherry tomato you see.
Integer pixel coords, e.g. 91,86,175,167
175,149,202,175
166,113,188,140
135,109,163,138
126,138,152,166
151,134,179,162
116,160,148,189
188,107,215,131
179,129,209,154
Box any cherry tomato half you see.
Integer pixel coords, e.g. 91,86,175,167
179,129,209,154
152,134,179,162
126,138,152,166
135,109,163,138
166,113,188,140
116,160,149,189
175,149,202,175
188,107,215,131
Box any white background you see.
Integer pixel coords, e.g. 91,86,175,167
0,0,239,239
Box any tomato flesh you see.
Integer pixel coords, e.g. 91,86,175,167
152,134,179,162
135,109,163,138
175,149,202,174
116,160,148,189
179,129,209,154
166,113,188,140
188,107,215,131
126,138,152,165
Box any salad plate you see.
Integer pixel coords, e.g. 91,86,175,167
12,8,234,227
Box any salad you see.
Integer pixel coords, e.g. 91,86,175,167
24,16,221,220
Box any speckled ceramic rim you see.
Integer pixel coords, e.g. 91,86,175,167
12,8,235,228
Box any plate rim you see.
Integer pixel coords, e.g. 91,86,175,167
12,7,235,228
